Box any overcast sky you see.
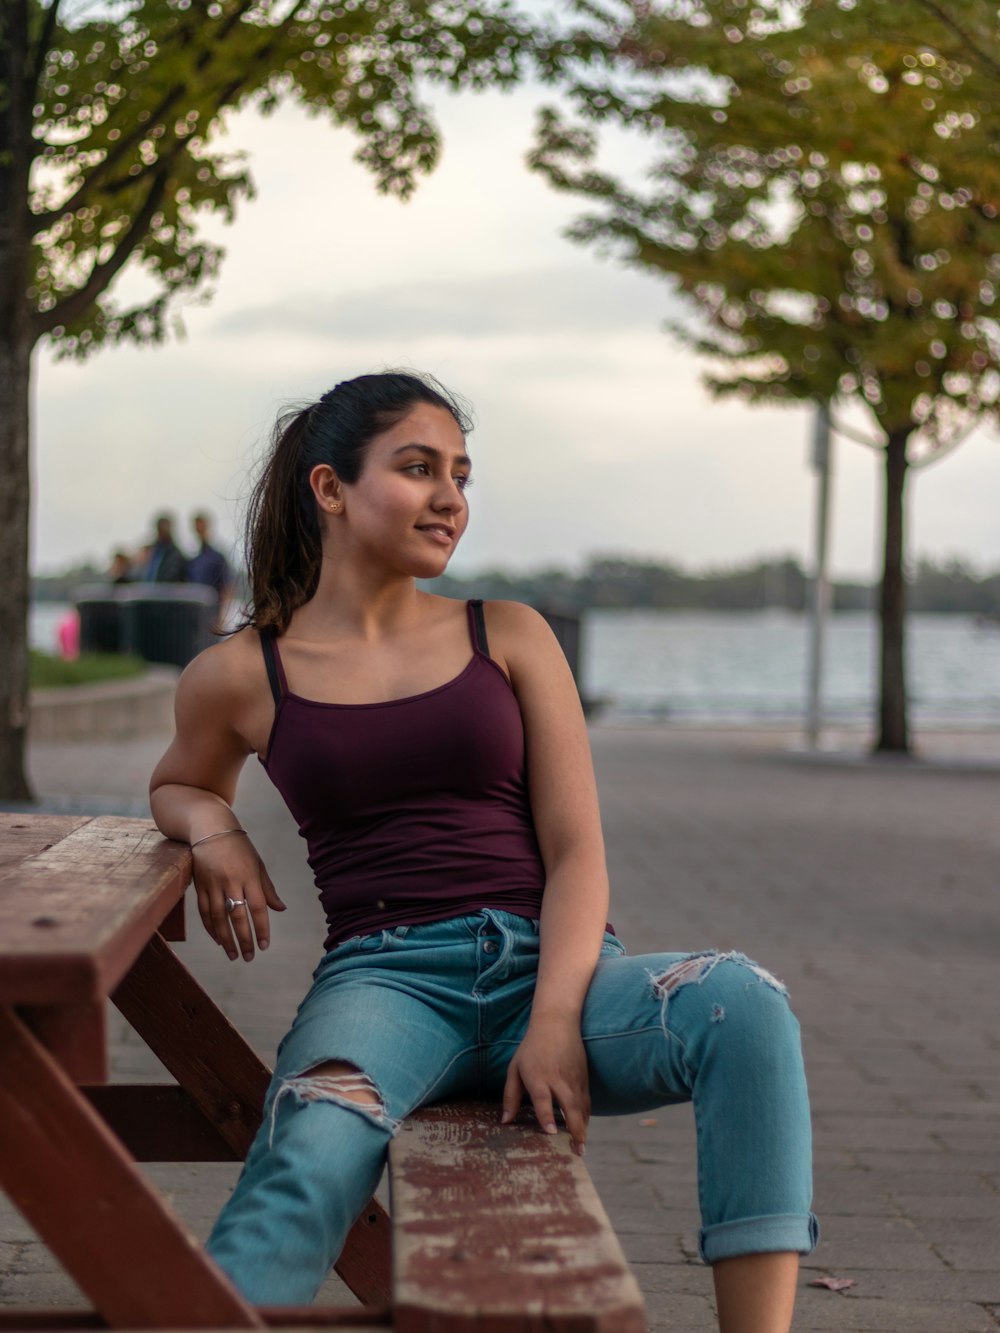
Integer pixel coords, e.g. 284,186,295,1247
32,79,1000,581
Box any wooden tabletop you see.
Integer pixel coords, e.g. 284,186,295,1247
0,813,191,1006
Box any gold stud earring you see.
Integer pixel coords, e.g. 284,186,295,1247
329,502,341,512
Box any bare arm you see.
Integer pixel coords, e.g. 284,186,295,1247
489,603,610,1154
150,642,285,961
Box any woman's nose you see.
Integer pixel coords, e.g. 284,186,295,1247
432,479,463,510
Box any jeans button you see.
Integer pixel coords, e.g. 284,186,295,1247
482,939,499,955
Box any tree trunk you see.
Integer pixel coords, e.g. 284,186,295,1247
0,0,36,800
875,428,913,754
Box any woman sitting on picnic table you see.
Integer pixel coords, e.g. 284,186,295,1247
150,371,817,1333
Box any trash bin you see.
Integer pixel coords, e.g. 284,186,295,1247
77,598,124,654
74,583,217,668
126,585,217,667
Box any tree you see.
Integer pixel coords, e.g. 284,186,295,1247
531,0,1000,751
0,0,545,799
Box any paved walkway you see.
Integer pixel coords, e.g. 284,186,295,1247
3,722,999,1331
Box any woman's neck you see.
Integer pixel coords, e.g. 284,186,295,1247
288,568,426,643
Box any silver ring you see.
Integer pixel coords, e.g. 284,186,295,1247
225,897,247,914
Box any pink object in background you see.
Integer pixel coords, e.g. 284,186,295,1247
56,608,80,661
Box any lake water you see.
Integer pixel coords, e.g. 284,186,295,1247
582,610,1000,725
31,603,1000,727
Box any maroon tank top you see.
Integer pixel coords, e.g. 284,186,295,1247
259,600,546,948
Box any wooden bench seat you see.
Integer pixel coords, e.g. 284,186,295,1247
0,815,646,1332
393,1105,645,1333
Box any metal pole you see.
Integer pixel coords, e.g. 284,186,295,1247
806,403,833,748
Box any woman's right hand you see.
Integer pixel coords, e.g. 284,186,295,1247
191,834,286,961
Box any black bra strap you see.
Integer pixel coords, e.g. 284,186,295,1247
260,632,283,705
469,598,489,655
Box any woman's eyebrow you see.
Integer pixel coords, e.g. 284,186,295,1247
392,442,472,469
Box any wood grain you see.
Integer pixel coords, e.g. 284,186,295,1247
0,817,191,1004
390,1104,646,1333
0,814,88,869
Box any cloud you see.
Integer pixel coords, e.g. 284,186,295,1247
30,87,1000,583
211,264,683,342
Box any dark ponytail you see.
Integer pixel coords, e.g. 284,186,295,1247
243,371,472,633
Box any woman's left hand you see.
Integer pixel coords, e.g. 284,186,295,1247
501,1016,590,1156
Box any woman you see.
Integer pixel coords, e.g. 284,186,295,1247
150,371,817,1333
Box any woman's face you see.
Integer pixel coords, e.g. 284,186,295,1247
336,402,472,578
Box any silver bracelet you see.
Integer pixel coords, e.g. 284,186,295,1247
190,828,247,850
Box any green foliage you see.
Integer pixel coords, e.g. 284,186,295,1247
29,648,146,687
530,0,1000,447
21,0,550,358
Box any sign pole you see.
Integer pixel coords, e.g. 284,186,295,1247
806,404,833,748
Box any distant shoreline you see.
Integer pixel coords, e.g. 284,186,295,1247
31,550,1000,618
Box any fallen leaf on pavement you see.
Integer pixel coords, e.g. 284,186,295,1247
808,1276,856,1293
638,1118,658,1127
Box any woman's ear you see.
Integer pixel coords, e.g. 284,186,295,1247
309,463,343,514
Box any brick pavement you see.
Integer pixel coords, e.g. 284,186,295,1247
3,723,999,1331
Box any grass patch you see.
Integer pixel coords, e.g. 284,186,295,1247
31,650,148,689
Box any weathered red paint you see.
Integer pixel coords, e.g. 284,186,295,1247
391,1105,647,1333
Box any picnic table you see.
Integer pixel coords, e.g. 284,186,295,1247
0,813,645,1332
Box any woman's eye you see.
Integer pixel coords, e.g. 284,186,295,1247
405,462,430,475
455,474,473,491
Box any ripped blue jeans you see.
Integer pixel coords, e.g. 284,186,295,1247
207,910,817,1303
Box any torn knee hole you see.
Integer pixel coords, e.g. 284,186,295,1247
648,951,788,1032
650,954,720,998
269,1061,399,1143
293,1061,383,1108
649,951,787,1000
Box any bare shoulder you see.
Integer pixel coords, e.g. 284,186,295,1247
482,605,557,645
479,600,566,684
151,629,271,800
153,627,273,782
480,598,549,634
174,628,268,721
178,627,259,689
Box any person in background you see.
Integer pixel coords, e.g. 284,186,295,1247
56,607,80,661
109,550,134,585
188,511,234,626
144,514,188,583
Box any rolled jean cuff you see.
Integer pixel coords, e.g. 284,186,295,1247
699,1213,820,1264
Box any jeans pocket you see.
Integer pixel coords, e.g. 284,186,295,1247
317,931,388,971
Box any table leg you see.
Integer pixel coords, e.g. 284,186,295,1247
20,1002,107,1083
113,933,393,1306
0,1006,264,1329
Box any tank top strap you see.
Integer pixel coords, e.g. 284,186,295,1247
259,631,289,705
467,598,489,656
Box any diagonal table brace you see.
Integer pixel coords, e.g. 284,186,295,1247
112,933,392,1306
0,1005,264,1330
